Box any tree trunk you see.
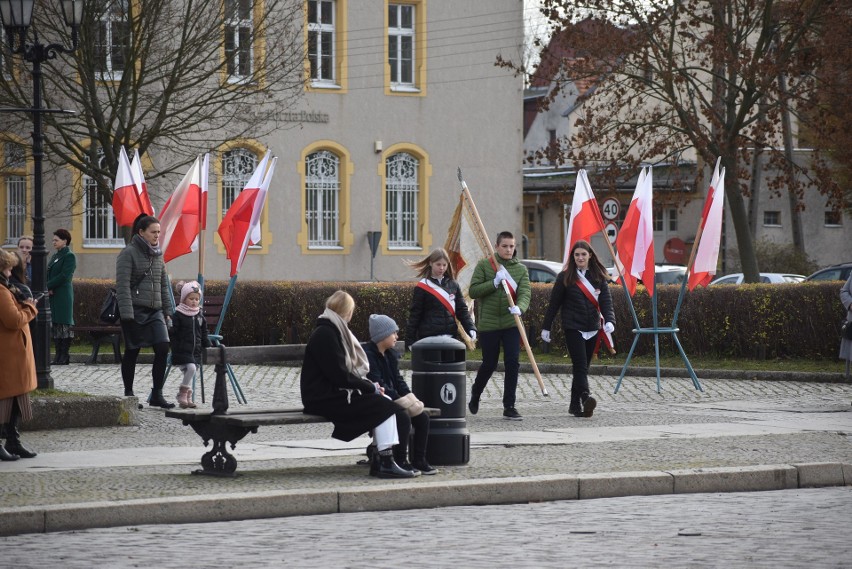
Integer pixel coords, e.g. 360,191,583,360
724,158,760,282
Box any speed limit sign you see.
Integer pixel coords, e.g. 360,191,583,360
601,198,620,220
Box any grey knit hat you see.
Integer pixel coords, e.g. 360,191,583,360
369,314,399,343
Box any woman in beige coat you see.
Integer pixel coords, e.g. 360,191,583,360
0,249,38,461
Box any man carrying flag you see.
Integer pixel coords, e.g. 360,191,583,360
466,231,531,421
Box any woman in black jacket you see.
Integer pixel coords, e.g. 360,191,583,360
541,240,616,418
300,290,415,479
116,214,174,408
404,248,476,347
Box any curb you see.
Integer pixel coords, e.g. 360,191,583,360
25,395,140,431
1,462,848,537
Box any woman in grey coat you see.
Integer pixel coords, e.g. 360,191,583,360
840,273,852,380
116,215,174,408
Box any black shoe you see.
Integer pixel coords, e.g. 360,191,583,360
374,451,417,479
582,396,597,418
568,405,583,417
0,444,19,461
398,461,422,476
468,398,479,415
5,440,37,459
412,459,439,475
503,407,522,421
148,390,176,409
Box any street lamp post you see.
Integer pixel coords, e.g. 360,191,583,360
0,0,83,389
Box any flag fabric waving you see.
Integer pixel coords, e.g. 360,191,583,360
444,189,492,302
159,155,207,263
615,167,656,296
562,169,606,266
130,149,155,216
217,151,275,277
112,147,153,227
688,159,726,290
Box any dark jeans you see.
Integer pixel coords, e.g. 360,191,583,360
564,328,596,407
471,327,521,409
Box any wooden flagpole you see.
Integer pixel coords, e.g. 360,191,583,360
457,168,549,397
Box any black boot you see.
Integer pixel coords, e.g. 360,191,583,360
61,338,72,365
148,389,175,409
50,339,62,365
0,435,19,461
393,445,420,476
5,408,37,459
372,448,416,479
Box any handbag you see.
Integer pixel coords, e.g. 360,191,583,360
842,320,852,341
99,288,120,324
394,392,425,417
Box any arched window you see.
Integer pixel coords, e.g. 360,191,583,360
305,150,341,247
385,152,419,248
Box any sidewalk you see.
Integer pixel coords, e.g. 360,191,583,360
1,362,851,536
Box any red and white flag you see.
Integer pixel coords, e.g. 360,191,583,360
688,158,725,290
217,151,275,277
159,155,208,263
562,169,606,266
615,167,655,296
445,190,492,302
129,149,154,217
112,147,153,227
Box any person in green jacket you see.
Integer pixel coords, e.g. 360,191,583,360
47,228,76,365
467,231,531,420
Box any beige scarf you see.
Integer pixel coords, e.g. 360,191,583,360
319,308,370,378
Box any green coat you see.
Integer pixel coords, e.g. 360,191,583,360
115,238,173,320
468,255,531,332
47,246,76,325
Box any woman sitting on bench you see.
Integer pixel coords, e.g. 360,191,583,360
300,290,416,479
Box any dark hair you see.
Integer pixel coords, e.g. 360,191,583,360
563,240,608,286
54,228,72,245
133,214,160,235
407,248,455,280
495,231,514,245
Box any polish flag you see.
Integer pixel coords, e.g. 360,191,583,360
159,155,208,263
129,149,155,217
445,189,492,302
562,169,606,266
112,147,153,227
217,151,275,277
615,167,656,296
688,159,725,290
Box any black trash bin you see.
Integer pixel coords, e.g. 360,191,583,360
410,336,469,465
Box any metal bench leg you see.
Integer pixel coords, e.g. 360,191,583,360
86,334,101,365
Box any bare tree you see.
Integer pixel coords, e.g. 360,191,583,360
504,0,845,282
0,0,304,209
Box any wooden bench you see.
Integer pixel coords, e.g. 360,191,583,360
71,325,123,364
166,344,439,476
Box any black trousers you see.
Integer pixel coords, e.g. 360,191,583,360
564,328,596,408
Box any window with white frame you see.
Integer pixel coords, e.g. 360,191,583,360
3,143,27,245
388,3,415,89
385,152,419,248
305,150,341,248
94,0,129,79
83,149,123,247
224,0,254,80
308,0,335,85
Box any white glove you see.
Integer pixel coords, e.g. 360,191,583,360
541,330,551,343
493,267,510,288
603,322,615,334
468,330,477,341
508,306,521,316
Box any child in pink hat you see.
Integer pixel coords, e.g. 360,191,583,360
170,281,210,408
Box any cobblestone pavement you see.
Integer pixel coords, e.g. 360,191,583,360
1,487,850,568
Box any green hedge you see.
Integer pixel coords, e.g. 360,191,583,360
71,279,846,360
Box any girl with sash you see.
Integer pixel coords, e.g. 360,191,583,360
540,240,615,418
404,248,476,348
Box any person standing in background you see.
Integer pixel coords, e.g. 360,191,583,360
16,235,33,283
46,229,76,366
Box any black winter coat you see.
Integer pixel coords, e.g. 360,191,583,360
300,318,401,442
404,277,475,346
542,270,616,333
170,311,211,365
364,342,410,400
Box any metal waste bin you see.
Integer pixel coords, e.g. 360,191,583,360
410,335,469,465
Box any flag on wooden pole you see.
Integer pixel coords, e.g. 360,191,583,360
444,189,492,302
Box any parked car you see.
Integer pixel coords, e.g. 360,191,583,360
805,262,852,282
519,259,565,284
606,264,687,286
708,273,806,285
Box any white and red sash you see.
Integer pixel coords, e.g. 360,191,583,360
489,256,518,301
576,271,615,354
416,278,456,316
